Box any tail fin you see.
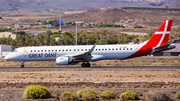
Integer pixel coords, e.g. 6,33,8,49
145,20,173,48
125,20,173,59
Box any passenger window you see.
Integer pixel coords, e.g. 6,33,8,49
70,49,71,51
102,49,104,51
52,50,54,52
78,49,79,51
82,49,83,51
96,49,97,51
116,48,118,50
74,49,76,51
34,50,36,52
99,49,100,51
105,49,107,50
62,50,64,51
109,49,110,50
130,48,132,50
55,50,57,52
120,48,121,50
38,50,39,52
48,50,50,52
59,50,61,51
85,49,87,51
123,48,125,50
66,50,68,51
112,48,114,50
45,50,47,52
31,50,32,52
127,48,128,50
41,50,43,52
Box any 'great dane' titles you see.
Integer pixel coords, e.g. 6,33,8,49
29,53,57,58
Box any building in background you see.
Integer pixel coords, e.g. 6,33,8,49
0,45,11,58
0,32,16,40
162,43,180,56
154,43,180,56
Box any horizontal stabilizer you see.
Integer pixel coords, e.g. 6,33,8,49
153,43,171,51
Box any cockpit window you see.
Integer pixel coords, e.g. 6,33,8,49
12,50,17,52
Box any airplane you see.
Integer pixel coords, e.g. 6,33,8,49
4,20,175,68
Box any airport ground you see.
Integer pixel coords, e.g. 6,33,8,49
0,56,180,100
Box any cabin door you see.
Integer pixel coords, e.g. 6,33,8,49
135,44,139,54
23,48,28,57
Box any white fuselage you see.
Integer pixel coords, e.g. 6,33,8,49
5,44,144,61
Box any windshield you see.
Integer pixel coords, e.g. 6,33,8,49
12,50,17,53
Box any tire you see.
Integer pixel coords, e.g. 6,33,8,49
21,65,24,68
87,63,91,67
81,63,86,67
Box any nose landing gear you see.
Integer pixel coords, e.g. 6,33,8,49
21,63,24,68
19,61,24,68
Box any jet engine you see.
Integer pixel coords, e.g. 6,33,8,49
56,57,72,65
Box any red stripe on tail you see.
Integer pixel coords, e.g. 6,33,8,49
167,20,173,31
160,34,169,46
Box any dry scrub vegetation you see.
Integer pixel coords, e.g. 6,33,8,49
0,88,180,101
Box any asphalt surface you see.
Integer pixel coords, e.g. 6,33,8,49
0,66,179,70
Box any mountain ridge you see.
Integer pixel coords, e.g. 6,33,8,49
0,0,180,12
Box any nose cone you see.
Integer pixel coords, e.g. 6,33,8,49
4,55,10,60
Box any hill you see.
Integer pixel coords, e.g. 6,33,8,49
60,8,180,27
0,0,180,12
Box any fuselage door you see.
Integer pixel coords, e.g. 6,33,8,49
23,48,28,57
135,44,139,54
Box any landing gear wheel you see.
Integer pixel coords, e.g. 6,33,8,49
81,63,91,67
21,64,24,68
87,63,91,67
19,61,24,68
81,63,86,67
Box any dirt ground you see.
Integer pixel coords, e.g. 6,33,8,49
0,69,180,84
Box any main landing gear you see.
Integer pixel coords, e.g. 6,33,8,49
19,61,24,68
81,62,91,67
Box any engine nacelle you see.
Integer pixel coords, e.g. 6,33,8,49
56,57,72,65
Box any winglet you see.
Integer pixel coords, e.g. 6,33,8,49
88,44,96,53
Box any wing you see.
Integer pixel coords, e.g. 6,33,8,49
61,44,96,61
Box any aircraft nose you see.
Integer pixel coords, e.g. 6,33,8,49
4,55,10,60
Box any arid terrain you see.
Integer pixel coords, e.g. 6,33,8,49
1,69,180,87
0,68,180,100
0,57,180,100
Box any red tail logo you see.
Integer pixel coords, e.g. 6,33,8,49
126,20,173,59
148,20,173,47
